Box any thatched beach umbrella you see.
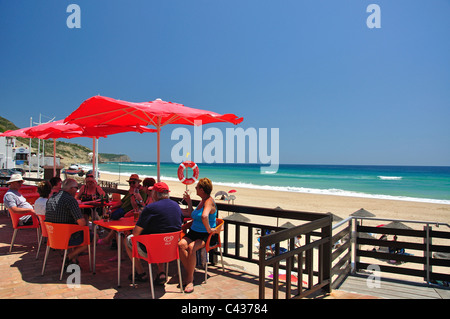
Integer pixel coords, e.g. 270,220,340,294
327,212,343,223
280,221,296,229
350,208,375,226
223,213,250,222
381,221,413,230
350,208,376,218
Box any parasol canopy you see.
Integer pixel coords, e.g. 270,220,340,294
24,120,156,177
65,96,243,181
0,127,34,138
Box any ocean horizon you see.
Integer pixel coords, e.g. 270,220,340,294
84,162,450,205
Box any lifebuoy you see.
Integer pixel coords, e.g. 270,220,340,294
177,161,199,185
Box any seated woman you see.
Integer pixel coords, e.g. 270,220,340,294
49,176,62,197
97,174,147,248
34,181,52,216
141,177,156,208
76,173,106,221
178,177,217,293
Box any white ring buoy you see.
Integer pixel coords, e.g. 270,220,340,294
177,161,199,185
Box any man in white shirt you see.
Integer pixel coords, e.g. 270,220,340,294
3,173,35,214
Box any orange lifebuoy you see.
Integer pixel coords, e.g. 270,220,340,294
177,161,199,185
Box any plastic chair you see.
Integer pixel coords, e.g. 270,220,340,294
111,193,121,202
35,215,48,259
8,208,40,253
41,222,91,280
204,218,225,283
181,218,225,283
131,231,184,299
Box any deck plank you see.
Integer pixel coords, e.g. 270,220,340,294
336,274,448,299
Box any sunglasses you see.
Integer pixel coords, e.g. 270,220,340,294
128,181,139,185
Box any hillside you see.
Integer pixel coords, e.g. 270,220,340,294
0,116,131,167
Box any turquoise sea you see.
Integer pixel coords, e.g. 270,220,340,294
88,162,450,204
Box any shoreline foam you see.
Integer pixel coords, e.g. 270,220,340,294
96,169,450,205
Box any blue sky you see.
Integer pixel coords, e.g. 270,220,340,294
1,0,449,166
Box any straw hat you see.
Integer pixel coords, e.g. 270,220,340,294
7,173,24,184
126,174,142,182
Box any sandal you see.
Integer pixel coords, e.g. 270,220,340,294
184,282,194,293
128,272,148,282
154,272,167,286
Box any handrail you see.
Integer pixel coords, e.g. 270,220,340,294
333,216,450,230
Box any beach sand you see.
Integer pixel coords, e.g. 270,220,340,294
101,172,450,224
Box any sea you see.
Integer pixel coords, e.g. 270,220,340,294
89,162,450,205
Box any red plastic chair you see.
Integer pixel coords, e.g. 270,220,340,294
204,218,225,283
131,231,184,299
8,208,40,253
181,218,225,283
35,215,48,259
41,222,91,280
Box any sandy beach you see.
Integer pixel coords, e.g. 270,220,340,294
101,172,450,225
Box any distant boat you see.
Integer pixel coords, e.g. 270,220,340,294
63,164,85,176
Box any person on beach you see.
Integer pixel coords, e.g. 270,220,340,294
45,178,90,265
76,173,106,220
124,181,183,284
34,181,52,216
3,174,35,221
178,177,217,293
97,174,147,246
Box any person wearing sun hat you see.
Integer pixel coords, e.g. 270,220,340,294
124,181,183,284
97,173,147,247
3,173,35,216
109,173,147,219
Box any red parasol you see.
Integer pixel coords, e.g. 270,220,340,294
65,96,243,181
24,120,156,177
0,127,34,138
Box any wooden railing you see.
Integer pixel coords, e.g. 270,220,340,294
331,217,450,288
258,216,332,299
178,199,334,299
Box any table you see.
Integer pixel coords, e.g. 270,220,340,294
93,217,136,287
79,200,119,220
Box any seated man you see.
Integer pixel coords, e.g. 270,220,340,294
45,178,89,265
97,174,147,246
110,174,147,220
3,174,35,224
125,182,183,284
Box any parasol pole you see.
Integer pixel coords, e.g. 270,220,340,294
95,138,99,181
53,138,56,176
92,138,96,180
157,124,161,182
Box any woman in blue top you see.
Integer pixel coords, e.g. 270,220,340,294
179,177,217,293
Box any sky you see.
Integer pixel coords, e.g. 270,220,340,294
0,0,449,166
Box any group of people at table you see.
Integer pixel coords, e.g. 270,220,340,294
3,172,218,294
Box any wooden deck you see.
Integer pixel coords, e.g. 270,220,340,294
335,273,450,299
